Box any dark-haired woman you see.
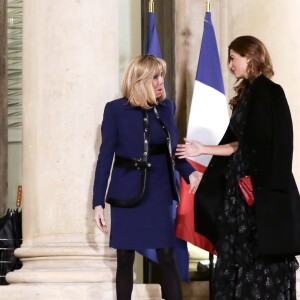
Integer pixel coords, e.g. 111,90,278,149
176,36,300,299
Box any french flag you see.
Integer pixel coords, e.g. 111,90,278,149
137,9,190,283
176,12,229,253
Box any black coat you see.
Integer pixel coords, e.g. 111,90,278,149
195,75,300,256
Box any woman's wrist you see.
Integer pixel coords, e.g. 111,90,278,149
199,144,208,155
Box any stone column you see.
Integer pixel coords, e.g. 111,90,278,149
1,1,161,299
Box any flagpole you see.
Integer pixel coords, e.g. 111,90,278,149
149,0,154,13
206,0,211,12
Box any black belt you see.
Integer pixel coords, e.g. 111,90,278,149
114,144,168,170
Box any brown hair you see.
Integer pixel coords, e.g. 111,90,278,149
121,55,166,109
228,36,274,109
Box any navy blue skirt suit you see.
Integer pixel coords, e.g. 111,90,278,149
93,97,194,250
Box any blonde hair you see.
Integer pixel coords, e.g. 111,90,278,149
121,55,166,109
228,36,274,109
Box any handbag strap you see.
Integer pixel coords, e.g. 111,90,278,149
153,106,179,201
142,109,150,168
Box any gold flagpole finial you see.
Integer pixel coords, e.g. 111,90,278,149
206,0,211,12
149,0,154,13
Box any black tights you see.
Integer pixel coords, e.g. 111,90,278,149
116,249,135,300
156,248,183,300
116,248,182,300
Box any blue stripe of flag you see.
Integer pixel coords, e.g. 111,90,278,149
196,12,225,94
146,12,162,58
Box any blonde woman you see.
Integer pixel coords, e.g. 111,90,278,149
93,55,201,300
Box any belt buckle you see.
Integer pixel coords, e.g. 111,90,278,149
134,159,151,169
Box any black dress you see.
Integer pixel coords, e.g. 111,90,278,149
214,89,299,300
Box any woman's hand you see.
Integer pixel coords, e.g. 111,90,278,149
176,138,205,159
94,205,108,234
188,171,203,194
177,139,238,158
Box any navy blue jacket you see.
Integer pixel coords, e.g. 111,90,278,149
93,97,194,208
